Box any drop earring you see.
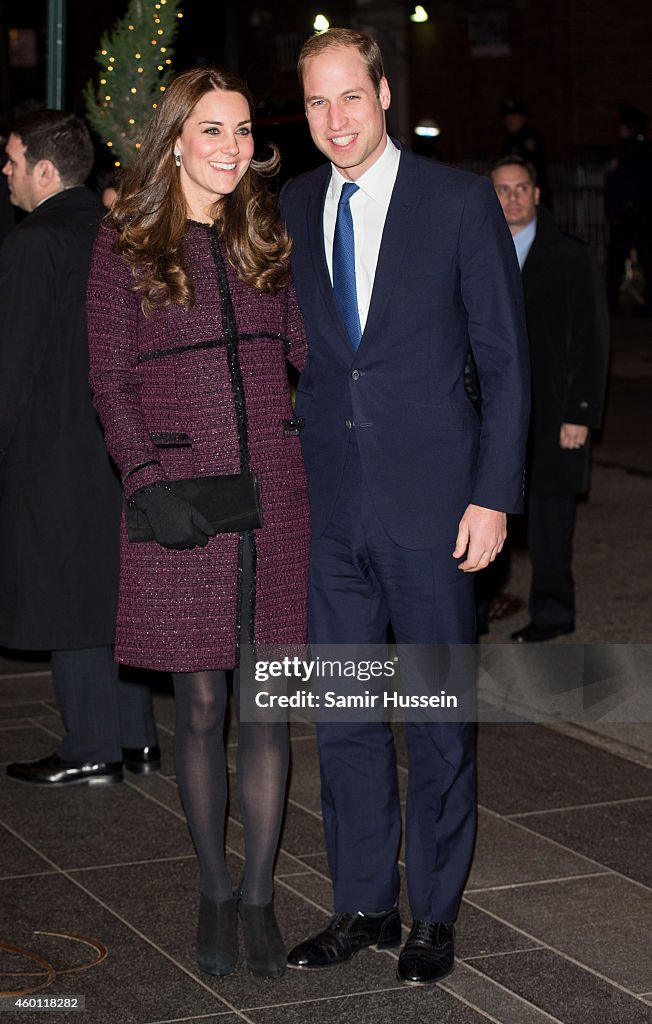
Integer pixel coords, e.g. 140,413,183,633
174,151,181,167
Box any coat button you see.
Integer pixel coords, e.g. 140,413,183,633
345,419,353,429
351,369,360,380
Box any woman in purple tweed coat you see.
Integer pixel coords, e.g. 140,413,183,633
86,67,310,981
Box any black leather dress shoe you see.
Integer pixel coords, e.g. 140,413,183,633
287,908,401,969
6,753,123,787
511,621,574,643
397,921,455,985
122,745,161,774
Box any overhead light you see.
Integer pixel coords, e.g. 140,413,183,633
313,14,330,32
415,118,440,138
410,5,429,22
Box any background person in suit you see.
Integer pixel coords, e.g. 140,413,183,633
490,156,610,642
281,29,530,985
0,110,159,787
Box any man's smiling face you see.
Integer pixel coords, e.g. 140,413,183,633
302,45,390,181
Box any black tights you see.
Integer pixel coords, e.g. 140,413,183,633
172,669,289,905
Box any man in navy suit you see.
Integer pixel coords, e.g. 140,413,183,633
281,28,530,984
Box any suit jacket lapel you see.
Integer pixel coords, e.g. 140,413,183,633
360,151,418,347
521,213,553,300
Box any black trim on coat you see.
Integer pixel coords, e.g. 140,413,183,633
136,331,286,365
208,228,258,653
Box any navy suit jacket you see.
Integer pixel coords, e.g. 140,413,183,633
281,147,530,550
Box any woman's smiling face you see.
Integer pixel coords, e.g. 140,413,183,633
175,88,255,221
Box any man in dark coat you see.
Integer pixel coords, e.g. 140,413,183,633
0,110,159,785
491,155,610,641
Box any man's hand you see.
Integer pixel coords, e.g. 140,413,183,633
453,504,507,572
560,423,589,449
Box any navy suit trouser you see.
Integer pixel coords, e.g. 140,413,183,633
309,438,477,923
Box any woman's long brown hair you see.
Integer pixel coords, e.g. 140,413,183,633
109,66,292,314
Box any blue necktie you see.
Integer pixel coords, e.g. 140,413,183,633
332,181,361,349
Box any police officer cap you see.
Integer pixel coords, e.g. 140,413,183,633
619,106,648,131
502,98,530,117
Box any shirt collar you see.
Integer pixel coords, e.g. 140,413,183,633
33,185,74,211
512,215,537,269
328,137,400,205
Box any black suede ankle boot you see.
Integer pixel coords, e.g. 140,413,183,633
239,899,286,978
197,894,238,976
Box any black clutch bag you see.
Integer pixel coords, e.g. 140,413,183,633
126,473,263,542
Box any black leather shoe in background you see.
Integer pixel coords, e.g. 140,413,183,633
511,621,574,643
287,908,401,968
122,745,161,774
397,920,455,985
5,753,123,787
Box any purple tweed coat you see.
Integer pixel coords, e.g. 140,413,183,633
87,222,310,672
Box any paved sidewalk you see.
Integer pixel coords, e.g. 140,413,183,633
1,310,650,1023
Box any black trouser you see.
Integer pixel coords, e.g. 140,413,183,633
527,493,576,627
53,646,158,762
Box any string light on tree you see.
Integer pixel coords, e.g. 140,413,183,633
84,0,183,167
410,5,429,22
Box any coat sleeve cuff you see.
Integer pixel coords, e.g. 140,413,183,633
122,460,165,500
471,469,526,515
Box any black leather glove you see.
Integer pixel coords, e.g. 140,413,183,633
130,484,216,550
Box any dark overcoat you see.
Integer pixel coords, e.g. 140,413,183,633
0,187,122,649
87,223,310,672
522,207,610,495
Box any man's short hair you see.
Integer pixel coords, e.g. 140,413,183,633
490,154,537,186
10,110,94,187
297,28,385,96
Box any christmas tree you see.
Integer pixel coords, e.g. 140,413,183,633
84,0,184,168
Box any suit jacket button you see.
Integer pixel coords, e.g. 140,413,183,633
345,419,353,429
351,369,360,380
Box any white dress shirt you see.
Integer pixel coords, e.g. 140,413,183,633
324,137,401,332
513,216,537,270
